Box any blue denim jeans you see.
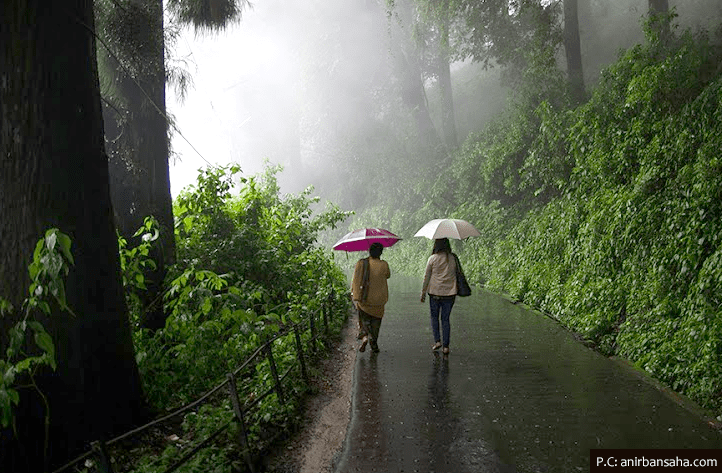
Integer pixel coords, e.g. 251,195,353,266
429,295,455,348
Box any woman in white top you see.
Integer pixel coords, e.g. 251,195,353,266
420,238,457,354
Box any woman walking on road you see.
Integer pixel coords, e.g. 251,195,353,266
351,242,391,353
420,238,457,355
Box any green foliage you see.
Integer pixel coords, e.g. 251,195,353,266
0,229,74,460
362,18,722,415
127,164,352,471
447,0,563,76
173,164,350,299
119,216,160,325
165,0,250,33
478,24,722,410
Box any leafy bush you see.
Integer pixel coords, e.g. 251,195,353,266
480,24,722,410
362,18,722,415
123,164,352,471
0,229,74,462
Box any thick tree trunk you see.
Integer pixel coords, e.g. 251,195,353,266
398,51,441,145
0,1,147,470
392,0,442,147
103,0,174,330
437,0,458,148
106,79,171,331
564,0,585,104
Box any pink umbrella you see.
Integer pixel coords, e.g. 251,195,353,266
332,228,401,252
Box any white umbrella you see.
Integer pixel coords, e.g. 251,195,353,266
414,218,480,240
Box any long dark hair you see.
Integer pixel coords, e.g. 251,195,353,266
369,242,383,258
432,238,451,255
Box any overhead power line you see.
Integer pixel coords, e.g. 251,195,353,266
74,12,214,168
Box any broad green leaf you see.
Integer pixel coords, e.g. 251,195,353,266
0,298,13,316
7,388,20,405
32,238,44,263
28,321,43,332
2,362,16,384
201,297,212,315
183,216,193,232
14,356,40,373
45,231,57,251
34,331,55,360
56,232,74,265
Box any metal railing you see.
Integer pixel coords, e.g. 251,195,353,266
52,288,342,473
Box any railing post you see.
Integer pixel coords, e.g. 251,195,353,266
309,310,317,355
322,302,329,334
293,324,309,383
264,342,285,404
328,286,335,322
91,440,115,473
227,373,256,473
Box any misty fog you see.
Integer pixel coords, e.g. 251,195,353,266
166,0,722,205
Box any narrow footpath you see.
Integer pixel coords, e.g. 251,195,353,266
333,275,721,473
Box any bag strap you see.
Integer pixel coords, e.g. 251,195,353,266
361,257,370,302
452,253,462,275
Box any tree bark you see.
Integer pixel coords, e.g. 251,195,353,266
391,0,442,147
564,0,585,104
0,1,147,470
437,0,459,148
102,0,174,330
398,50,441,145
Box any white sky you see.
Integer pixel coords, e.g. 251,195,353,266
166,4,297,197
164,0,722,199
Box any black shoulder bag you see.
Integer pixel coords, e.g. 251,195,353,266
453,253,471,297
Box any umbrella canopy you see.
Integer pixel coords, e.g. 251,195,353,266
414,218,480,240
332,228,402,252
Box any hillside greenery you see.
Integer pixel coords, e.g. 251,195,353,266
345,20,722,413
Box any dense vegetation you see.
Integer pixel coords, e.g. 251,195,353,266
2,164,353,472
3,2,721,471
125,165,352,471
347,20,722,413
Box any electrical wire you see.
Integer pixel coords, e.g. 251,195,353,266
74,11,214,168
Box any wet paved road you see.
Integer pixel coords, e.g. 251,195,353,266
334,276,721,473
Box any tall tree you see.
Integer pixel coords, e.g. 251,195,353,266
402,0,458,148
97,0,173,331
435,0,458,148
445,0,563,89
96,0,251,330
0,1,146,470
388,0,442,146
563,0,585,103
